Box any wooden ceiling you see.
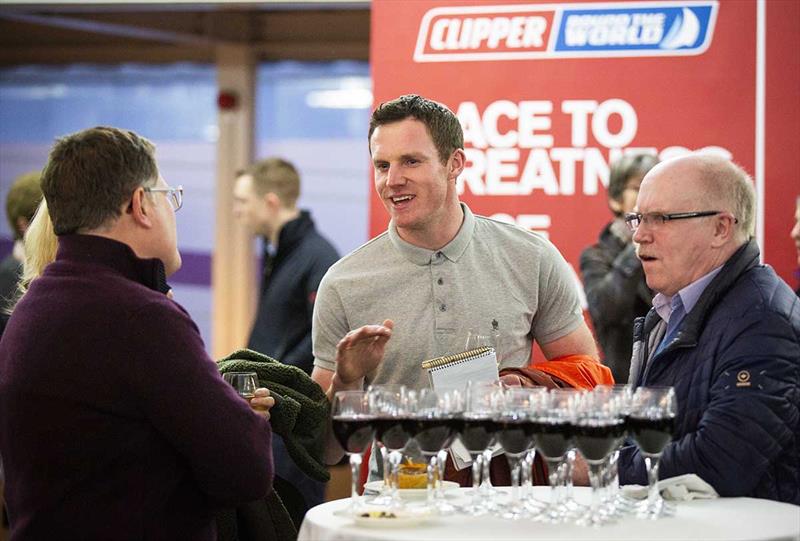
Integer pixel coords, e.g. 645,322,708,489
0,2,371,64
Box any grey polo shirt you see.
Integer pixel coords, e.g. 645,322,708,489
312,203,584,390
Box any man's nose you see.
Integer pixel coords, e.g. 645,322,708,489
386,165,404,186
632,223,649,243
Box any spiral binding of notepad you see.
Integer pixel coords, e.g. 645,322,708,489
421,346,494,370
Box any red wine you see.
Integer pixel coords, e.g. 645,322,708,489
332,416,375,454
574,420,625,462
458,416,498,453
628,416,675,455
373,417,413,451
410,418,456,454
497,419,535,456
532,421,573,459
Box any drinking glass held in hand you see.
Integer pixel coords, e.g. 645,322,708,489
331,390,375,515
223,372,270,413
628,386,677,519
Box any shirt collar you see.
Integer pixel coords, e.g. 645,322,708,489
388,202,474,266
653,265,724,323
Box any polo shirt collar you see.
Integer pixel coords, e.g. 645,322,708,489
388,202,475,266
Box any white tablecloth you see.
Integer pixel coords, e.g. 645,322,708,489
298,487,800,541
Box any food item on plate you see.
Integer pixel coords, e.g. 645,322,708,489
397,460,430,489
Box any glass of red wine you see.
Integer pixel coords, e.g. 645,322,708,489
367,384,412,510
331,390,375,515
532,388,578,523
456,380,502,516
411,388,462,513
628,386,677,519
497,387,545,520
574,391,626,526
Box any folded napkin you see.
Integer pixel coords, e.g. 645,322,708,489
621,473,719,501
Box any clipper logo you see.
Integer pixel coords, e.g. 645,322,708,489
414,1,718,62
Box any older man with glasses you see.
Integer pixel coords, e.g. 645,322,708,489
0,127,275,539
617,152,800,504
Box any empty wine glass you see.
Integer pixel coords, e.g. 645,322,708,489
331,390,375,515
629,386,677,519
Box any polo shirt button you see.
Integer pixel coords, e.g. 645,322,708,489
437,277,444,285
439,303,447,312
435,251,442,259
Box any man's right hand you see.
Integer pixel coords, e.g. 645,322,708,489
334,319,394,385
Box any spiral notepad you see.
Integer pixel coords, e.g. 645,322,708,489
421,347,499,390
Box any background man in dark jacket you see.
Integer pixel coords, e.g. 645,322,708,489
233,157,339,520
580,153,656,382
0,127,276,539
619,152,799,504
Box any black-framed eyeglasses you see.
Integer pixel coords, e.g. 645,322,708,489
624,210,734,231
144,185,183,212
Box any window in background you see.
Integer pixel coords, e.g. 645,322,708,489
0,61,372,351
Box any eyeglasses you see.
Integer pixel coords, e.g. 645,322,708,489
144,185,183,212
624,210,733,231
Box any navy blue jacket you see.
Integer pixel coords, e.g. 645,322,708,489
247,211,339,375
619,239,800,504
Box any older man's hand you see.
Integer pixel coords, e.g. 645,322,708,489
249,388,275,421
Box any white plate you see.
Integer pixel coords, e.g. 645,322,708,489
363,480,460,499
352,510,432,528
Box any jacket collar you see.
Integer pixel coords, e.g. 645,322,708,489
271,210,313,258
55,234,170,294
648,238,761,351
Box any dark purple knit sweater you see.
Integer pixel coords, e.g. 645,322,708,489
0,234,273,540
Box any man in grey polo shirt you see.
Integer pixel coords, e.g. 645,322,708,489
311,94,597,418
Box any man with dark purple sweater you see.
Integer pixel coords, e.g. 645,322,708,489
0,127,275,540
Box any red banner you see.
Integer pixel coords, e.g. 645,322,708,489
370,0,800,292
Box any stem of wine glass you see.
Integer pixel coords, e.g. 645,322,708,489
588,462,603,521
508,455,521,506
426,454,437,507
470,453,483,507
436,450,448,500
645,454,662,510
348,453,362,514
389,450,403,509
379,444,390,496
545,457,562,514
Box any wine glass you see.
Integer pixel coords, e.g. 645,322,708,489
223,372,258,401
497,387,545,520
331,390,375,515
367,384,411,510
532,388,577,523
456,380,502,515
629,386,677,519
574,391,626,526
411,388,461,513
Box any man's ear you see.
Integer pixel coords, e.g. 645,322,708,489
711,213,736,247
129,187,154,229
448,148,466,181
264,192,281,209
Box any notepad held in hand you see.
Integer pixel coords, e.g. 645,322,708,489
421,347,499,390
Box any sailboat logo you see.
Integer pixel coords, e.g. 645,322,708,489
661,7,702,50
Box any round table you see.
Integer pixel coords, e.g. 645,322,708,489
298,487,800,541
